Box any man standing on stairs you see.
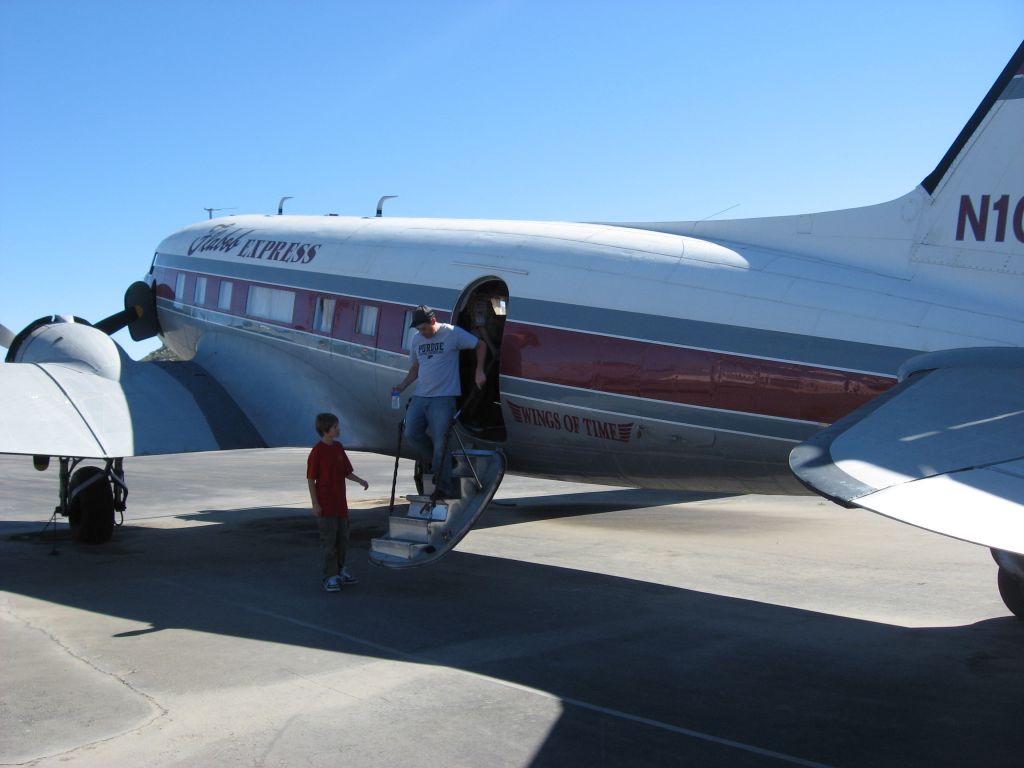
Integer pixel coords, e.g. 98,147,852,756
393,305,487,498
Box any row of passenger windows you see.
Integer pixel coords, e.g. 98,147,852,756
173,273,416,349
177,273,234,312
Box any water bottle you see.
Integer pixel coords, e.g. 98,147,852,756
391,389,401,410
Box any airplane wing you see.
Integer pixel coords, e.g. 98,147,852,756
0,321,265,458
790,348,1024,557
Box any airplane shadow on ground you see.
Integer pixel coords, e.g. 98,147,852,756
3,500,1024,768
478,488,725,528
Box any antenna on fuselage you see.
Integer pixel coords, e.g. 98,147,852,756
204,207,236,219
278,196,293,215
376,195,398,217
698,203,740,221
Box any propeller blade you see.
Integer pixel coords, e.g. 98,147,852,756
0,322,14,349
94,305,142,335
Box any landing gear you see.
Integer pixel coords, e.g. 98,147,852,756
991,549,1024,620
68,466,115,543
54,457,128,544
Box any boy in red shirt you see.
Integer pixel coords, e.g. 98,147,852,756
307,413,368,592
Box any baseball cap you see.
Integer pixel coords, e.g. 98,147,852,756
409,305,436,328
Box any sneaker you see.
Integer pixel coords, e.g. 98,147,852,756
339,570,358,585
323,576,341,592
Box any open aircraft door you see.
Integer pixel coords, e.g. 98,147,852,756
452,277,509,443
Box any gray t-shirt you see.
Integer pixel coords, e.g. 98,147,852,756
409,323,479,397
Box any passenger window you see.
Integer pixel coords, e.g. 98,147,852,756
218,281,233,310
246,285,296,323
194,276,207,305
357,305,378,336
402,310,417,350
313,296,335,333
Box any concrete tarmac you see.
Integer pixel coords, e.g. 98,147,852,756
1,449,1022,767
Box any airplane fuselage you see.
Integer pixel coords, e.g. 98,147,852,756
147,213,975,494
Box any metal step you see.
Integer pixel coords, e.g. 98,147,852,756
370,537,432,560
405,496,450,520
388,515,431,543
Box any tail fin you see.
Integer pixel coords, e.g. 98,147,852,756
916,40,1024,261
921,41,1024,196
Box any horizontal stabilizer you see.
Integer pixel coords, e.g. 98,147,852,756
791,349,1024,555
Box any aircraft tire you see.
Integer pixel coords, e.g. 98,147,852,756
996,567,1024,620
68,466,115,544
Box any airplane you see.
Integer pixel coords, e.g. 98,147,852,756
2,41,1022,617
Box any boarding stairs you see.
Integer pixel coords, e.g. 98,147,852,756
370,446,506,568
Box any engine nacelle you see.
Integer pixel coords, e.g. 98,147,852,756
7,317,126,380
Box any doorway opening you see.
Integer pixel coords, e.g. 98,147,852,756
453,277,508,442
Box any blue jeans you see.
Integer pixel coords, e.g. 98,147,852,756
404,396,457,492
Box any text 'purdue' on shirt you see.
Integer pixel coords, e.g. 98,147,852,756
408,323,479,397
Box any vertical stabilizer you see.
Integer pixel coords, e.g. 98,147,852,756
914,41,1024,269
